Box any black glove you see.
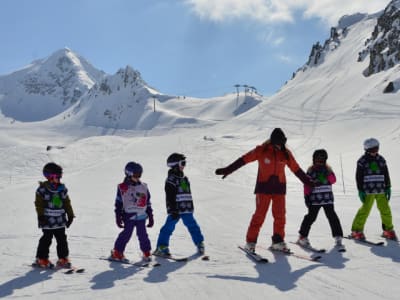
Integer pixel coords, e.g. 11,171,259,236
147,214,154,228
38,215,46,228
171,211,180,220
215,167,230,179
66,215,74,228
215,158,245,179
116,214,124,228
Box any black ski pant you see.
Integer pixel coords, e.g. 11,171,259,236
36,228,69,259
299,204,343,238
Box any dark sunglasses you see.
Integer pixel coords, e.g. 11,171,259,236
131,173,142,178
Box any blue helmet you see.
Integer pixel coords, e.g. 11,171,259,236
124,161,143,176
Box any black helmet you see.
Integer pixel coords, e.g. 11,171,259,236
167,153,186,168
270,128,287,146
313,149,328,162
125,161,143,176
43,162,63,178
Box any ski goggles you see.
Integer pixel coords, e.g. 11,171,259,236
131,173,142,178
178,160,186,167
367,146,379,153
44,173,62,180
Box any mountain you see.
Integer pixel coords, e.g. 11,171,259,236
359,0,400,92
216,2,400,166
0,48,262,128
294,0,400,94
0,48,106,122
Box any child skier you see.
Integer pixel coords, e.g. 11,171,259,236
351,138,396,240
297,149,344,250
110,161,154,261
154,153,205,256
34,162,75,268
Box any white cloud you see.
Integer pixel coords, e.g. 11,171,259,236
183,0,391,25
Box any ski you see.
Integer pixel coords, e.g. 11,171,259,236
344,235,384,246
152,252,188,262
290,241,326,253
99,256,161,267
199,255,210,261
335,245,346,253
31,262,85,273
31,262,55,270
268,247,322,262
63,267,85,274
238,245,269,263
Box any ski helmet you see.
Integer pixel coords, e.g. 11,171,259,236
313,149,328,162
363,138,379,151
43,162,63,178
270,128,287,146
124,161,143,177
167,153,186,168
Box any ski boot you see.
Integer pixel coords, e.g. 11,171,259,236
297,236,311,248
56,257,71,268
382,230,397,240
351,231,365,240
197,241,205,254
153,245,171,257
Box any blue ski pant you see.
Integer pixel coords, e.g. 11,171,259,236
156,213,204,247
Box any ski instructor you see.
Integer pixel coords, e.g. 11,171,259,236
215,128,314,252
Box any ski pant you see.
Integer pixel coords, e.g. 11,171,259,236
246,194,286,244
351,193,393,232
299,204,343,238
156,213,204,247
36,227,69,259
114,218,151,253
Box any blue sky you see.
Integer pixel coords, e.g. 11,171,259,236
0,0,391,98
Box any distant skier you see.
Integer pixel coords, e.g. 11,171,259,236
351,138,396,240
154,153,205,256
297,149,344,250
34,162,75,268
110,162,154,262
215,128,314,252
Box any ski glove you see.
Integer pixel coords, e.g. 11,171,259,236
385,187,391,201
358,190,366,203
116,214,124,228
147,214,154,228
215,158,245,179
38,215,46,228
66,215,74,228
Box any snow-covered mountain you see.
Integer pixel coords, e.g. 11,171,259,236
0,48,105,122
0,48,262,128
294,0,400,93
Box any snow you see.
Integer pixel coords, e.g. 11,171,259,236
1,9,400,300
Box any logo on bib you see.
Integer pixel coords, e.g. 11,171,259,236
264,158,271,164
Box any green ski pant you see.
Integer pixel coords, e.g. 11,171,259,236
351,193,393,232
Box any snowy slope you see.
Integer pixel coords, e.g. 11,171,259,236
1,4,400,300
